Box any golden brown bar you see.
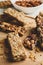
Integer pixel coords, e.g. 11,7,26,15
0,1,12,8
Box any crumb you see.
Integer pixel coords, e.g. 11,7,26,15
29,52,36,61
40,54,42,56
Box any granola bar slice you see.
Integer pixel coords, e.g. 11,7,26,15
0,21,18,32
0,0,12,8
5,32,26,61
36,11,43,50
4,8,36,29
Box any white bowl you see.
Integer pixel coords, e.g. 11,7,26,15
10,0,43,14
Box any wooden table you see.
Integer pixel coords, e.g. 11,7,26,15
0,0,43,64
0,32,43,65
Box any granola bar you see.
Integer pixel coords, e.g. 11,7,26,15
0,1,12,8
4,8,36,29
36,11,43,38
5,32,26,61
0,21,18,32
36,11,43,50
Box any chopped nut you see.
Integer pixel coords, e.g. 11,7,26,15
29,52,36,61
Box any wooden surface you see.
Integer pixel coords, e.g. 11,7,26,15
0,32,43,65
0,0,43,65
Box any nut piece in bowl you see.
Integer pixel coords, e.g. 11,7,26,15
10,0,43,14
15,0,42,7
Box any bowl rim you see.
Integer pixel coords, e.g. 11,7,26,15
14,3,43,9
10,0,43,9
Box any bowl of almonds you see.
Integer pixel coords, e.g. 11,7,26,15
10,0,43,14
